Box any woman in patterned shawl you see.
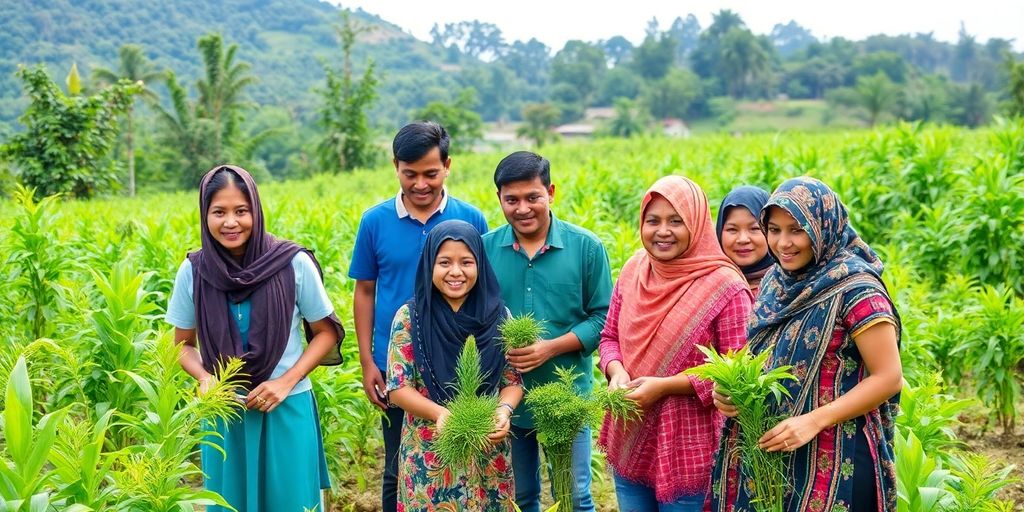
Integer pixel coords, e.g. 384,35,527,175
709,177,903,512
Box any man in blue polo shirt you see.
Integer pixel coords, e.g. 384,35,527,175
348,121,488,512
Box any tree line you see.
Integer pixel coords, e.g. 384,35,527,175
1,7,1024,199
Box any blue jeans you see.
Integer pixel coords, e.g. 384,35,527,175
511,425,595,512
613,471,705,512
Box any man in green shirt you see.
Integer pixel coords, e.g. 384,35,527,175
482,151,612,512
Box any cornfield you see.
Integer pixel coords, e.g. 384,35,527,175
1,120,1022,510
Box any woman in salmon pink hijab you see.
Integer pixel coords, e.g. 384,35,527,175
597,175,753,511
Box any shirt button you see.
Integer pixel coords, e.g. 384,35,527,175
527,287,532,291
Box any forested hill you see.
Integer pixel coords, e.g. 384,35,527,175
0,0,459,123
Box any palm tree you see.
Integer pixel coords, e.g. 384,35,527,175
195,34,257,163
719,28,770,98
153,70,218,188
93,45,161,196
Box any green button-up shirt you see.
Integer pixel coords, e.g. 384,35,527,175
482,214,612,428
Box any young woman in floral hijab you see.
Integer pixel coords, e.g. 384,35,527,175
709,177,902,512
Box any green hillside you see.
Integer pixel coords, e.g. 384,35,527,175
0,0,461,123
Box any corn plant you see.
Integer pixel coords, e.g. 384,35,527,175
895,429,951,512
685,345,796,512
112,331,244,511
954,157,1024,292
952,285,1024,434
944,452,1018,511
312,363,382,499
0,356,69,511
85,261,161,424
896,373,973,464
433,336,500,471
4,184,71,340
498,314,545,352
525,366,603,509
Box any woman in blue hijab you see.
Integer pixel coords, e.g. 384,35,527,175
716,185,774,294
385,220,523,511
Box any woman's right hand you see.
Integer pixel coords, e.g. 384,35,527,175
435,408,451,432
605,361,632,390
198,373,216,396
712,384,738,417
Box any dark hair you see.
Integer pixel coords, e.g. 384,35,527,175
493,151,551,190
202,167,251,209
393,121,450,163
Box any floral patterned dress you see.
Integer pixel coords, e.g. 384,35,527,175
385,304,520,512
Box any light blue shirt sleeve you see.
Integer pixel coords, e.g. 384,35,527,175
294,251,334,322
166,259,196,329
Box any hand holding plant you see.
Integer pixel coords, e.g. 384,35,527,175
685,344,797,512
758,413,830,452
712,385,738,417
604,360,631,390
487,406,512,445
624,376,665,411
507,341,555,373
433,336,501,471
435,408,451,432
500,315,551,373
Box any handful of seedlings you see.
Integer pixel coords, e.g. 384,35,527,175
525,366,604,509
433,335,501,471
498,314,545,352
593,385,642,424
685,344,796,512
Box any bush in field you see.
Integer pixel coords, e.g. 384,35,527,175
1,66,141,198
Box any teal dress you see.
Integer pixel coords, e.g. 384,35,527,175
167,254,333,512
200,300,331,512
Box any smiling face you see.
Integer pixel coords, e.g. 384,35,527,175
765,206,815,271
720,206,769,268
641,195,691,261
395,146,450,212
498,177,555,241
206,182,253,259
432,240,479,311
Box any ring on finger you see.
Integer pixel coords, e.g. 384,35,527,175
784,440,790,449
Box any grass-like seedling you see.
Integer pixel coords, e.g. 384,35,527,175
433,336,500,472
498,314,545,352
685,345,797,512
525,366,604,508
593,386,642,424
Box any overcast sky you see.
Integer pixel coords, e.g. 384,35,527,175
331,0,1023,51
